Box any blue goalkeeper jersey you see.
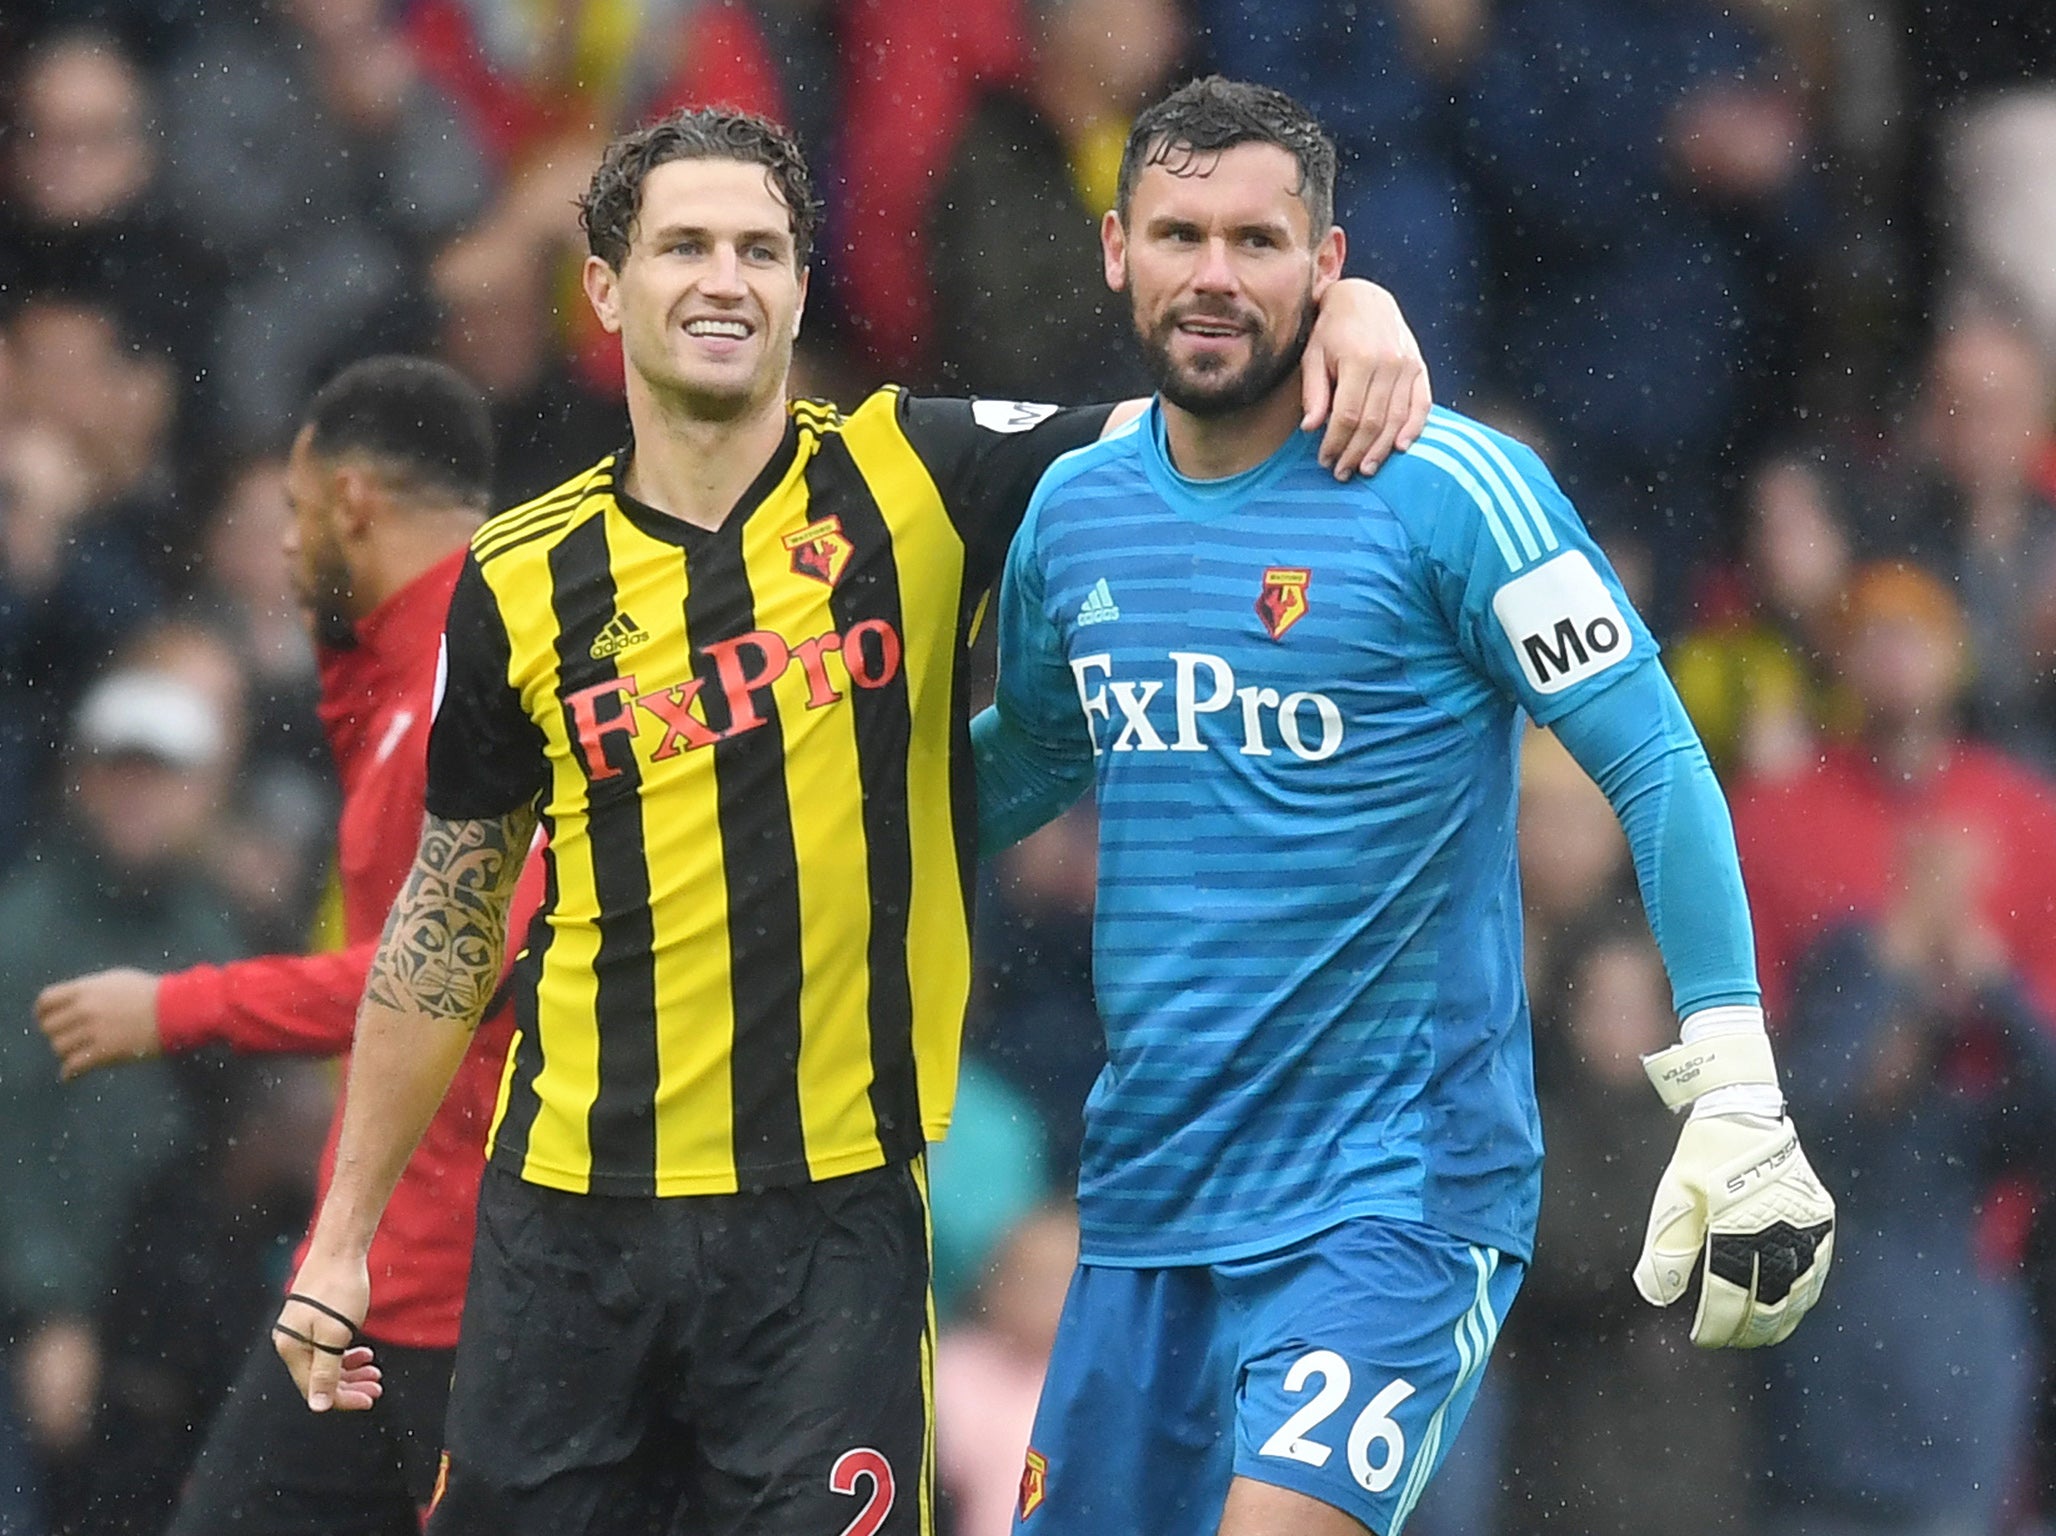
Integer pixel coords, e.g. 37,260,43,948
986,404,1660,1268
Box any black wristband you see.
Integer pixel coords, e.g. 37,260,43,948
282,1291,362,1339
272,1321,349,1358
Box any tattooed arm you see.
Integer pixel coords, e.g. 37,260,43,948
272,806,536,1412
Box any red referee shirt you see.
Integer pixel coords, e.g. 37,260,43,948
156,549,539,1348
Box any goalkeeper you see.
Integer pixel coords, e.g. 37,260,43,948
972,75,1833,1536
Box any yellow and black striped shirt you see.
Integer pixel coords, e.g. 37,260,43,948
425,387,1109,1196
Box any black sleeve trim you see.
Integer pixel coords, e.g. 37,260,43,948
425,553,550,819
897,393,1117,593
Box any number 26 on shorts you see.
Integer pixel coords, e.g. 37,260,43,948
1256,1350,1417,1494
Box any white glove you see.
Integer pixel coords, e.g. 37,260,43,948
1633,1019,1836,1349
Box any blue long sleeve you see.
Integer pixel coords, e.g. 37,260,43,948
972,702,1092,856
974,497,1096,857
1548,660,1760,1018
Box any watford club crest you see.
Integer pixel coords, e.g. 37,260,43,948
783,515,854,588
1018,1448,1048,1520
1256,567,1311,640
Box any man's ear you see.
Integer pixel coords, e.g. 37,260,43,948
1311,225,1346,303
795,264,809,338
1102,210,1129,294
331,464,382,543
583,255,623,334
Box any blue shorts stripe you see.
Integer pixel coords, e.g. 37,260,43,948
1392,1247,1497,1534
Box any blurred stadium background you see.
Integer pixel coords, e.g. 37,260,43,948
3,1,2055,1532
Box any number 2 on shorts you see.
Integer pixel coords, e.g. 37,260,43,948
1256,1350,1418,1494
829,1447,895,1536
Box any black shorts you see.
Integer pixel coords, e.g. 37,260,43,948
165,1325,451,1536
430,1160,933,1536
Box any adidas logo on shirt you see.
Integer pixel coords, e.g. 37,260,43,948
1076,578,1121,628
590,612,650,660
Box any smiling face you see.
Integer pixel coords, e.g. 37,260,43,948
583,156,807,424
1104,140,1342,419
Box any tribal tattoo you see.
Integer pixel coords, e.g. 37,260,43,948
363,808,537,1024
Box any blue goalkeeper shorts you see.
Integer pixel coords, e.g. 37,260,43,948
1014,1216,1522,1536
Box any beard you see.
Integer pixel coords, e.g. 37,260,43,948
1134,287,1316,419
298,546,357,649
311,599,357,650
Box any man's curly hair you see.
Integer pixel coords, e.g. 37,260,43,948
580,107,822,271
1116,76,1337,235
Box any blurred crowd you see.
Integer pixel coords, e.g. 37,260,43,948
1,0,2054,1532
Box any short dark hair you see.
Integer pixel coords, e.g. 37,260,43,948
1116,76,1338,235
303,356,494,510
580,106,821,271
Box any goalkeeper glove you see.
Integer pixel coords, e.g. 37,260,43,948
1633,1011,1835,1349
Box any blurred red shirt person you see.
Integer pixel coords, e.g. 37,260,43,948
1732,561,2056,1025
151,546,535,1347
37,357,535,1530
